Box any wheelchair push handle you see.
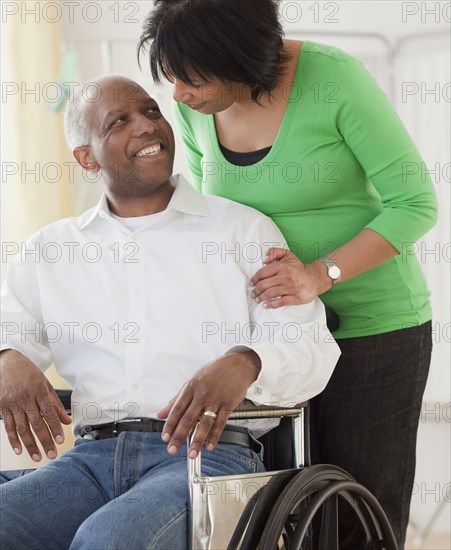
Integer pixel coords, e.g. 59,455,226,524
228,399,307,420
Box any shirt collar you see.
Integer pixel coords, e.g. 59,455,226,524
80,174,209,230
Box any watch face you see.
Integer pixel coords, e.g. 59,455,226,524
329,265,341,279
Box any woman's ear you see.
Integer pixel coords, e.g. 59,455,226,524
73,147,99,172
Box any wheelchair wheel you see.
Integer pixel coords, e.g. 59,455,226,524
258,465,397,550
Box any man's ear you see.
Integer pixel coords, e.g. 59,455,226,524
73,147,99,172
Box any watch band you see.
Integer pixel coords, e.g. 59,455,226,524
319,256,341,285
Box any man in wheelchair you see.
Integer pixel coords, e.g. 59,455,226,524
0,75,341,549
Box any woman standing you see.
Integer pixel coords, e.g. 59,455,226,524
138,1,437,547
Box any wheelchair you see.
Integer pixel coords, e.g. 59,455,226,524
53,390,397,549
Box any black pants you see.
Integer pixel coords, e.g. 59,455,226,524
310,321,432,549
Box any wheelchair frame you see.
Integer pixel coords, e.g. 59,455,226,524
189,401,397,550
3,391,397,549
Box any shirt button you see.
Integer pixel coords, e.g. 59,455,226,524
131,384,140,391
131,234,140,242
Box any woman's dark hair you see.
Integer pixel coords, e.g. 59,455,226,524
137,0,290,102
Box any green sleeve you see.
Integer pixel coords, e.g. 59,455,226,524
172,100,203,192
331,56,438,252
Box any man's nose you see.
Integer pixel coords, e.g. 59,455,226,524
172,79,194,103
134,113,158,135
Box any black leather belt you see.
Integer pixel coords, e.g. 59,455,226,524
80,418,259,452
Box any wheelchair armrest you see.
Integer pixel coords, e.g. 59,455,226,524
53,392,307,420
228,399,308,420
55,389,72,414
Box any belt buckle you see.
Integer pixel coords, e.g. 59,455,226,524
112,417,144,436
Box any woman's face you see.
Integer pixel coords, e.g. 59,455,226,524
170,76,250,115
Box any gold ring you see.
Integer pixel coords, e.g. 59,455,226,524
203,410,217,419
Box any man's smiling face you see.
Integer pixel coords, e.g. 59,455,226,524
83,77,175,199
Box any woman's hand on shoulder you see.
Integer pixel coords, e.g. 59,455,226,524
250,247,332,308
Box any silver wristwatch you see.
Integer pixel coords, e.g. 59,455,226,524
319,256,341,285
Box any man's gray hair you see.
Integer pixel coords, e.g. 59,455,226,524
63,74,130,151
63,86,91,150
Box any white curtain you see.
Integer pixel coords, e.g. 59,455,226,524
394,39,451,405
0,0,77,470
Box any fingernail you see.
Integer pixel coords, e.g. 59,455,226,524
162,432,170,442
32,453,41,462
189,450,197,459
168,445,177,455
55,435,63,444
206,443,214,452
251,292,256,298
47,450,56,460
13,447,21,455
262,302,268,308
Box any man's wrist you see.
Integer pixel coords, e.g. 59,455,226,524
225,350,261,382
1,348,26,363
0,348,16,366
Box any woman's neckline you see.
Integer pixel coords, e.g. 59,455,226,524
208,40,310,167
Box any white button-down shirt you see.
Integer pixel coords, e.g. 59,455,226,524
1,175,340,434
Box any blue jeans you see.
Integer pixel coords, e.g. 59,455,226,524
0,470,36,483
0,430,264,549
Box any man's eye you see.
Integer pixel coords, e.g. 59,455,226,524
112,117,126,126
146,108,162,118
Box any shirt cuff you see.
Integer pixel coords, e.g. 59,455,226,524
225,344,281,404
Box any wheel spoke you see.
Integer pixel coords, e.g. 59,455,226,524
318,494,338,550
257,466,396,550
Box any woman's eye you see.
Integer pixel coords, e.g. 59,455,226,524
191,82,209,90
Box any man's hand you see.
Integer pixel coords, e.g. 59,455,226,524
0,350,72,462
157,351,261,459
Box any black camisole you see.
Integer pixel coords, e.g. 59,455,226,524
219,143,272,167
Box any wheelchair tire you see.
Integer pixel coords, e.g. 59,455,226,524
257,464,397,550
